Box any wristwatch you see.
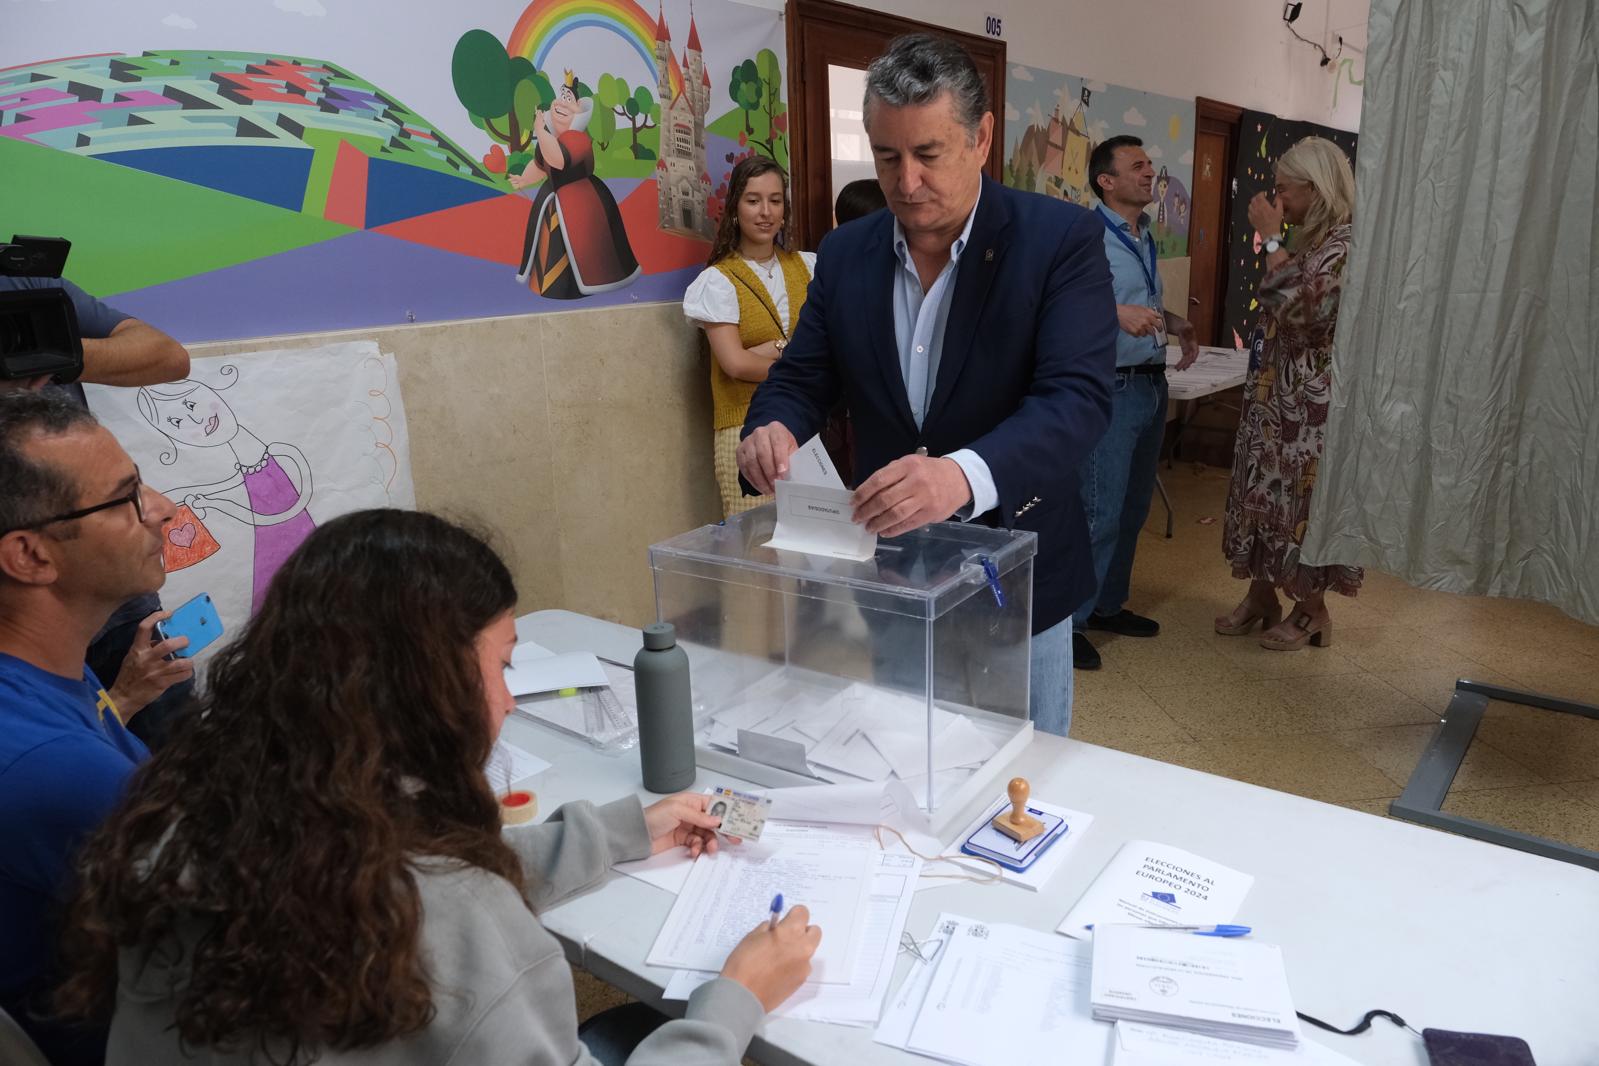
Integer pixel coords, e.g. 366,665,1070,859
1263,234,1284,254
773,338,787,352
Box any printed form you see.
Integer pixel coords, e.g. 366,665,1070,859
664,846,923,1024
903,917,1111,1066
646,820,877,983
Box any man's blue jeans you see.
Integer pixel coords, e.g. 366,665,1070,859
1029,616,1073,737
1073,371,1168,627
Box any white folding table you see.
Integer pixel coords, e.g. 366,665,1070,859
503,610,1599,1066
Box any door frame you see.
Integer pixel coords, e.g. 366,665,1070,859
1191,96,1243,347
786,0,1006,247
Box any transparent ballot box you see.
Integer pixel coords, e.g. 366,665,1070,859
648,505,1036,834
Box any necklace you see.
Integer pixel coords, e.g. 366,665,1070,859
746,251,779,278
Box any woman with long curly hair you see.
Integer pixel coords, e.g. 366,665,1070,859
54,509,819,1064
683,156,816,517
1217,136,1364,651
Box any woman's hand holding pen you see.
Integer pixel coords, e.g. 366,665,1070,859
720,904,822,1011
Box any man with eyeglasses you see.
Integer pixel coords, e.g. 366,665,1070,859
2,273,193,749
0,390,182,1065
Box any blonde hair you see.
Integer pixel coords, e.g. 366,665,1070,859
1276,136,1354,253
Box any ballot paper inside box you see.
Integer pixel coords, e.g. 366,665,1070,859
648,505,1036,835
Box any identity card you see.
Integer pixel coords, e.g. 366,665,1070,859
709,786,772,841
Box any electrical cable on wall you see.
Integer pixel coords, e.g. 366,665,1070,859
1283,3,1344,67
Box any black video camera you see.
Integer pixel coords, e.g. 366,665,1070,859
0,235,84,384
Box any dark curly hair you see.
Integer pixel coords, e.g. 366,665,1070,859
55,509,521,1061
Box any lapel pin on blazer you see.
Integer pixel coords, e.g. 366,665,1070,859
984,248,995,262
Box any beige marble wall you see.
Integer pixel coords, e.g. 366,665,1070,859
189,302,721,628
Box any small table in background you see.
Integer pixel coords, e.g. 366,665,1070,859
1153,345,1250,537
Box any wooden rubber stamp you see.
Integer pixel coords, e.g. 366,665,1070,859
500,789,538,826
991,777,1045,843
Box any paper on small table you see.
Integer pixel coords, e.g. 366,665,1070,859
1114,1022,1363,1065
663,848,922,1025
904,916,1109,1066
484,738,551,791
1057,839,1254,939
645,821,877,983
505,651,609,696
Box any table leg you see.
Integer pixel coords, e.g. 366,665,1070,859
1155,475,1173,539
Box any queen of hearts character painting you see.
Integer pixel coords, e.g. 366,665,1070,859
509,71,642,299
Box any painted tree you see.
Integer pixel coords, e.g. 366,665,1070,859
756,49,785,153
451,29,553,171
591,73,620,151
598,75,658,159
727,58,761,135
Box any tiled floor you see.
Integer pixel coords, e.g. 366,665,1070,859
575,463,1599,1028
1076,464,1599,853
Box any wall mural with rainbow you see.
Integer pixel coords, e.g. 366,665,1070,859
1,0,786,342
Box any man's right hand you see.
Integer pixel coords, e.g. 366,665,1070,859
107,610,194,720
1116,304,1163,337
736,422,799,495
720,904,822,1012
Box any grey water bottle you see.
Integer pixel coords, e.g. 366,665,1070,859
635,622,696,793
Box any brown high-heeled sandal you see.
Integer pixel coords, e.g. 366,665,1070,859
1259,611,1332,651
1214,599,1284,636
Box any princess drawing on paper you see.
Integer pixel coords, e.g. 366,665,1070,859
137,368,316,612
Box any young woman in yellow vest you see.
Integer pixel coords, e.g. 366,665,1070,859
683,157,816,517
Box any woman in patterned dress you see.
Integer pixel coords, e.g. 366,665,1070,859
1216,137,1363,651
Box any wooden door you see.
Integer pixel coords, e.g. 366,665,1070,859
787,0,1006,249
1189,98,1243,347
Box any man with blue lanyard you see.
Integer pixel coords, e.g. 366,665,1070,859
1074,135,1198,671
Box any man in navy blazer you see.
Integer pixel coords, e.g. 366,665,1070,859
738,34,1117,735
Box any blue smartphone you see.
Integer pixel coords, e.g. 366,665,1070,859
154,592,224,658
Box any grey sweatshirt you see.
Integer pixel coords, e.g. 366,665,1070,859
106,797,764,1065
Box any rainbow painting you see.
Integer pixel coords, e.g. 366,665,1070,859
508,0,684,100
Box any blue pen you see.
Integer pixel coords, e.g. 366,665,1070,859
1085,923,1252,938
769,893,784,931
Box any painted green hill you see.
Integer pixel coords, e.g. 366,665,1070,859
0,137,352,295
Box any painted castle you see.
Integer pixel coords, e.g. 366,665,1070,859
653,4,712,238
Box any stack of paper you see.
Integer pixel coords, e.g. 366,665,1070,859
1057,840,1254,938
504,640,609,696
1112,1022,1363,1065
875,913,1112,1066
1090,926,1302,1049
515,660,638,747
